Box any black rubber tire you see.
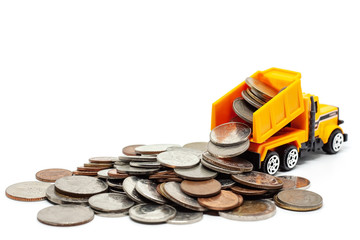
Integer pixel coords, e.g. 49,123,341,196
322,129,344,154
280,145,299,171
261,151,280,175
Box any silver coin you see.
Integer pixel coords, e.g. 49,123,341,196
88,193,134,212
6,181,52,201
207,140,250,158
135,144,181,154
89,156,118,163
167,146,203,158
116,164,159,175
122,176,148,203
249,87,271,102
129,203,177,224
174,163,217,180
135,179,167,204
219,199,276,221
246,87,267,105
245,77,278,99
118,155,158,163
109,188,126,194
210,122,251,146
242,89,263,109
183,142,208,152
130,161,161,168
37,205,94,226
157,151,200,169
94,209,129,218
167,211,203,224
46,185,89,205
55,176,108,198
163,181,207,211
232,97,256,123
217,178,236,189
201,159,243,175
97,169,112,179
106,179,123,190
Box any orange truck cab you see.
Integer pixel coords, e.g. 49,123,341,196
211,68,347,175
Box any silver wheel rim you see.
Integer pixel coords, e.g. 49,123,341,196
286,149,298,169
332,133,343,152
267,155,280,175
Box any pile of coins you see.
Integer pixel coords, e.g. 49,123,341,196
5,140,322,226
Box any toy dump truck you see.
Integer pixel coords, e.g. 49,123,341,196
211,68,347,175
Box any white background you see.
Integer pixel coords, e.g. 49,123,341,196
0,1,359,239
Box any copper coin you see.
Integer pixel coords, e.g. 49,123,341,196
122,144,144,156
198,190,239,211
89,156,118,163
35,168,72,182
6,181,52,202
230,185,268,196
108,169,129,179
180,179,221,198
277,175,311,190
72,171,98,176
77,166,109,172
202,152,253,172
156,178,183,183
84,163,113,168
231,171,283,190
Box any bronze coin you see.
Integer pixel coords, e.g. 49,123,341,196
180,179,221,198
157,178,183,183
35,168,72,182
230,185,268,196
198,190,239,211
231,171,283,190
72,171,98,176
107,169,129,179
122,144,144,156
89,157,118,163
278,175,311,190
77,166,110,172
84,163,113,168
202,152,253,172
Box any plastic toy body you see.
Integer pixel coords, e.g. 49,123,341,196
211,68,348,175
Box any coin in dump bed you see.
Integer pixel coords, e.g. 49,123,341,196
88,193,134,212
202,151,253,172
37,205,94,226
163,181,207,211
198,190,240,211
183,142,208,152
46,184,89,205
116,164,159,175
55,176,108,198
35,168,72,182
122,176,148,203
157,151,200,169
166,147,203,158
107,169,129,179
231,171,283,190
274,189,322,211
167,211,203,224
219,199,276,221
130,161,161,168
89,156,118,163
210,122,251,146
6,181,52,201
201,159,244,175
118,155,158,163
246,88,267,105
180,179,222,198
217,178,236,189
106,179,123,190
136,179,168,204
232,97,256,123
230,185,267,196
122,144,144,156
277,176,311,190
245,77,278,99
207,140,250,159
135,144,181,155
174,163,217,180
129,203,176,224
242,89,263,109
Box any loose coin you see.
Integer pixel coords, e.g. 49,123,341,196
167,211,203,224
163,182,207,211
94,209,129,218
217,178,236,189
202,152,253,172
130,161,161,168
136,179,167,204
122,144,144,156
35,168,72,182
207,140,250,159
77,166,109,172
106,179,123,190
72,171,98,176
174,163,217,180
84,163,113,168
97,169,112,179
210,122,251,146
135,144,181,155
201,159,244,175
231,171,283,190
129,203,177,224
232,97,256,123
183,142,208,152
55,176,108,198
245,77,278,99
198,190,240,211
89,156,118,163
118,155,158,163
166,147,203,158
6,181,52,202
219,199,276,221
242,89,263,109
122,176,148,203
180,179,221,198
230,185,267,196
107,169,129,179
88,193,134,212
157,151,200,169
274,189,322,211
37,205,94,226
116,164,159,175
277,176,311,190
46,185,89,205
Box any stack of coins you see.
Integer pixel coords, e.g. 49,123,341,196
73,157,117,176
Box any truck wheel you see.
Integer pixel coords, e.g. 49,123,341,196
322,129,344,154
280,145,299,171
262,151,280,175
